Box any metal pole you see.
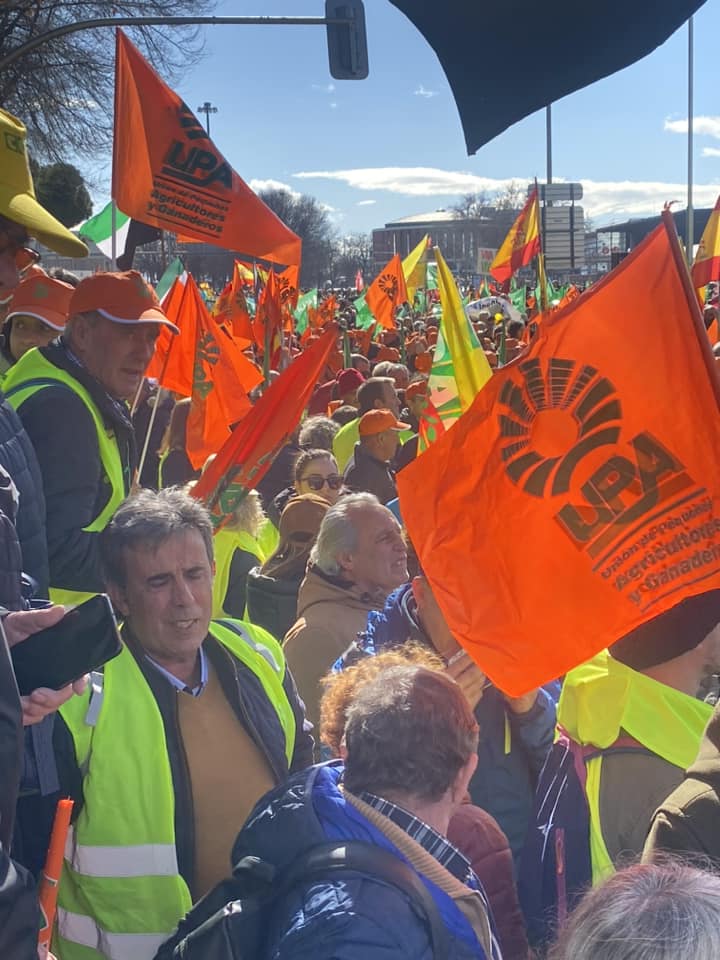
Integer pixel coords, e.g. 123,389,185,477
546,104,553,185
687,16,694,260
0,15,353,70
110,199,117,270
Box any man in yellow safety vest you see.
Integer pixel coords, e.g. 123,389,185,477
49,488,313,960
4,270,179,606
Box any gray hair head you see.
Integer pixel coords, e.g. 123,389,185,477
309,492,381,577
299,415,339,451
101,487,214,588
549,860,720,960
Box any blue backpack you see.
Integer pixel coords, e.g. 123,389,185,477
518,730,644,949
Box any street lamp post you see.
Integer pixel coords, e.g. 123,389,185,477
197,101,218,137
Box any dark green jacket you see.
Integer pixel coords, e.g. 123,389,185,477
643,703,720,864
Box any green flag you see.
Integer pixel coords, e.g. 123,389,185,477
77,200,130,258
354,292,376,330
294,288,318,334
155,257,186,303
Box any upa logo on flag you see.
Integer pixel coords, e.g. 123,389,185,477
378,273,399,302
162,102,232,190
498,357,694,554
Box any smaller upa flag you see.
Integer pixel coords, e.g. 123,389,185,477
366,253,408,329
692,194,720,289
490,187,541,283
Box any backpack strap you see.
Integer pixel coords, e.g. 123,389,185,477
276,841,451,958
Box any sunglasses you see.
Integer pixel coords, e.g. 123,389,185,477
299,474,343,492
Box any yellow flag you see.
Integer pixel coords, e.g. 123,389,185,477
426,248,493,432
692,194,720,288
403,233,430,300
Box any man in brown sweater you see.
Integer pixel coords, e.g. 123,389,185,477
51,489,313,959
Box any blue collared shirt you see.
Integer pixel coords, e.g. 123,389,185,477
145,647,208,696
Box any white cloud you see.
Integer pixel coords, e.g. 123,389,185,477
311,82,335,93
357,199,377,206
703,147,720,158
665,116,720,139
329,101,338,109
249,178,301,199
293,166,720,220
414,85,438,98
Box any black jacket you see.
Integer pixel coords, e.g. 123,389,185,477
9,340,136,596
344,442,398,504
0,398,48,597
52,623,314,893
246,566,302,642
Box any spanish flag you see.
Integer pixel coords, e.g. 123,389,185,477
692,194,720,289
490,187,541,283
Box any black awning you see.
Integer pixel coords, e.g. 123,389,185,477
389,1,706,154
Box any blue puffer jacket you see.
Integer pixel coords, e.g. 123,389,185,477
232,763,492,960
356,584,559,867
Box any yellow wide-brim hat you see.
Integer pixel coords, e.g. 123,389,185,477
0,108,88,258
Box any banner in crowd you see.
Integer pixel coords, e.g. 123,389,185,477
112,30,301,266
399,218,720,696
192,325,339,529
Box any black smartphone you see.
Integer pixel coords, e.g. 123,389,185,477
10,594,122,696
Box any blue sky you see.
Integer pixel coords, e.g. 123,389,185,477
95,0,720,234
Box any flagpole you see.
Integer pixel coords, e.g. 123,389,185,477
110,199,117,270
661,207,720,412
687,16,695,260
535,177,549,314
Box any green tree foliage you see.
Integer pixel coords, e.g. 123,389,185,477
34,162,93,227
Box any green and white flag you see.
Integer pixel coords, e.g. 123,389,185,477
77,201,130,258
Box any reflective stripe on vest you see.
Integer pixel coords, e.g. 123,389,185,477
212,529,266,619
55,621,294,959
4,349,127,608
56,909,168,960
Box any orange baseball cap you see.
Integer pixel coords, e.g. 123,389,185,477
69,270,179,333
359,408,410,437
405,380,428,402
7,274,74,331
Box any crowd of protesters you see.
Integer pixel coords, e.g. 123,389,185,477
2,102,720,960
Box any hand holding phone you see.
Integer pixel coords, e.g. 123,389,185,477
10,594,122,697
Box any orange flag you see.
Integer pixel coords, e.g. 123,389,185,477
490,187,542,283
254,267,284,360
145,276,186,382
213,262,254,345
366,254,408,330
398,216,720,696
192,325,339,529
708,317,720,346
184,278,262,467
276,265,300,311
112,30,301,265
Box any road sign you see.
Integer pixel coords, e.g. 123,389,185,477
539,182,583,203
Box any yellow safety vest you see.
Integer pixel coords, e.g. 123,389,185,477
4,349,127,607
558,650,712,882
54,619,295,960
212,528,267,619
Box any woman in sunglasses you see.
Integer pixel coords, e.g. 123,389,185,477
294,448,344,506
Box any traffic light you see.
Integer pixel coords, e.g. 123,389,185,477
326,1,368,79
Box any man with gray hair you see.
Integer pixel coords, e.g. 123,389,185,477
50,488,313,960
283,492,408,729
222,664,502,959
4,270,179,605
